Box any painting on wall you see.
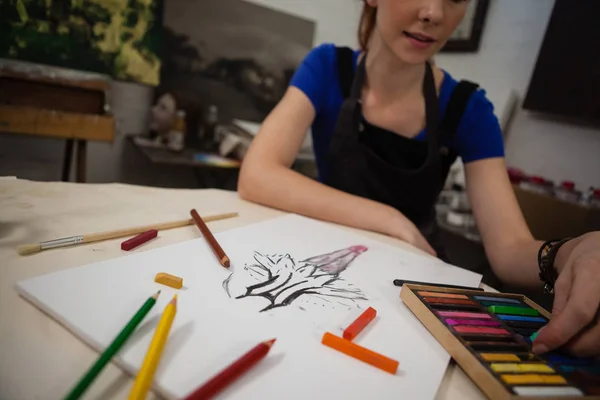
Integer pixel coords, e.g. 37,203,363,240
159,0,316,124
0,0,164,86
441,0,490,52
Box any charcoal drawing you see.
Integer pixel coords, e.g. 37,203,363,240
223,246,368,312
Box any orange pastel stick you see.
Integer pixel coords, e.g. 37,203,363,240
322,332,398,374
343,307,377,340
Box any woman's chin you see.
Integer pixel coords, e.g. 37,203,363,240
390,41,441,65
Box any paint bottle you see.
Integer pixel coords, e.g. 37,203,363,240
167,110,186,152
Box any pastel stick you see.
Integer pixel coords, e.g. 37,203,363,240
496,315,546,323
488,305,539,316
512,386,584,396
454,326,510,335
445,319,500,326
473,296,521,304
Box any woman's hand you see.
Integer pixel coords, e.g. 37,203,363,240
533,232,600,357
387,213,437,257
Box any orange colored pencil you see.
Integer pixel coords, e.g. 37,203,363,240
343,307,377,340
322,332,398,374
190,209,230,268
184,339,276,400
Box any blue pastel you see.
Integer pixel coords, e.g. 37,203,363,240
497,315,547,322
473,296,521,304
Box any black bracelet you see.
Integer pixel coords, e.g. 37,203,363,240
537,238,572,294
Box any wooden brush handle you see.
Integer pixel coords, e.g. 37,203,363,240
17,212,238,255
82,212,238,243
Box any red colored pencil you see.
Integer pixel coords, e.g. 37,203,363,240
184,339,276,400
190,208,230,268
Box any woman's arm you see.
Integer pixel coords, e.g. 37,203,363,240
464,158,540,286
238,87,435,255
466,157,600,356
465,158,585,284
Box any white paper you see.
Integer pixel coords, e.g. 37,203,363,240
16,214,482,400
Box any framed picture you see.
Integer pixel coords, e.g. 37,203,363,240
441,0,490,52
0,0,164,86
158,0,315,125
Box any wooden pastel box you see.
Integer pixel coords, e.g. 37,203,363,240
401,284,600,399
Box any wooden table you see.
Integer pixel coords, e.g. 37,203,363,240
127,136,240,190
0,177,487,400
0,68,115,183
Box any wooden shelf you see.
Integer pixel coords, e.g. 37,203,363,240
0,104,114,142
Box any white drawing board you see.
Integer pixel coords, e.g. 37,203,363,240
17,214,482,399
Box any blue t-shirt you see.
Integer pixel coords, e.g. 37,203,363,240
290,43,505,180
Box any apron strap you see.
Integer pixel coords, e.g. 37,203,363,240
335,47,355,99
349,54,367,101
440,80,479,142
423,61,440,146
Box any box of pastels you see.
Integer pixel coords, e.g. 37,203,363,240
400,284,600,399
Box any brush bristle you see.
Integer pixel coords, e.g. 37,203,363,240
18,243,42,255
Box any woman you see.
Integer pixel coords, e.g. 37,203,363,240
238,0,600,357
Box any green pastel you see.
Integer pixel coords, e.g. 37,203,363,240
488,305,539,316
530,331,539,341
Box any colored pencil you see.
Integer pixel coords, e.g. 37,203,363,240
322,332,399,374
18,212,238,255
190,208,230,268
128,294,178,400
393,279,484,291
63,290,161,400
183,339,276,400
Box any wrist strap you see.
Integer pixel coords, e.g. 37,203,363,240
537,238,572,294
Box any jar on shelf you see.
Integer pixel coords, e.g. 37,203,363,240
507,167,527,184
590,188,600,209
519,176,554,196
554,180,581,203
166,109,186,152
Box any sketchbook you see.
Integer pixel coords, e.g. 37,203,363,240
17,214,482,400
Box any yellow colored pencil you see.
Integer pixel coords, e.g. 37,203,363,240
128,294,178,400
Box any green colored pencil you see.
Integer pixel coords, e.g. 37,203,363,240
64,290,161,400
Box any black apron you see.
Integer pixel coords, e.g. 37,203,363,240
325,53,451,259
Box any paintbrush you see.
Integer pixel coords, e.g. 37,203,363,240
17,212,238,256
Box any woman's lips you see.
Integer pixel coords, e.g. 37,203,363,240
404,31,436,49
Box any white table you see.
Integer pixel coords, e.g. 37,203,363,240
0,177,486,399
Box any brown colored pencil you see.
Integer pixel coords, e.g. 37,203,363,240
190,208,230,268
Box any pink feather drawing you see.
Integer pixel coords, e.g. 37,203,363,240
223,245,369,312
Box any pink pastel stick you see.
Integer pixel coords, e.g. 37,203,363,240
445,319,500,326
453,326,510,335
437,311,492,319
